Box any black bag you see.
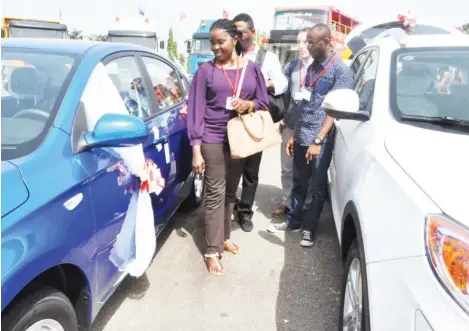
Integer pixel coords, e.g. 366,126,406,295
255,48,290,123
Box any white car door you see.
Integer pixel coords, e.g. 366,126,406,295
329,48,380,239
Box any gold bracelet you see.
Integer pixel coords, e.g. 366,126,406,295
249,101,255,113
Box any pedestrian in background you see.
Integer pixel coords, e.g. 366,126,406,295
186,19,269,275
268,24,354,248
231,13,288,232
272,27,315,218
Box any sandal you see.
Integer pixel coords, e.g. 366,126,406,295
224,240,240,255
204,254,225,276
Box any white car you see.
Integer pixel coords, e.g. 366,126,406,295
342,19,464,61
323,33,469,331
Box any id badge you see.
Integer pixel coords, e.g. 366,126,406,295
293,92,303,101
299,91,311,101
226,97,233,110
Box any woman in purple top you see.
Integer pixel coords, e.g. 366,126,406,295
187,19,269,275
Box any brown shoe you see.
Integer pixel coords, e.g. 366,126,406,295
204,254,225,276
224,240,240,255
272,205,289,218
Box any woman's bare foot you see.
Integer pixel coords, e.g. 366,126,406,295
224,240,240,255
204,254,225,275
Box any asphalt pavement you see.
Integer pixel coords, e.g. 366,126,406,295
90,144,343,331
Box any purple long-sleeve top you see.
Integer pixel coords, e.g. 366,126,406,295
186,60,270,146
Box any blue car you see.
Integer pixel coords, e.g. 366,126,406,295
1,39,203,331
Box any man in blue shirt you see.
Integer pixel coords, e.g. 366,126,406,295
268,24,354,248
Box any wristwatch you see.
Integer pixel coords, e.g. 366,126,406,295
313,137,323,145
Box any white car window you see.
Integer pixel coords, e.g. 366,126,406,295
394,49,469,120
354,50,378,112
350,52,368,75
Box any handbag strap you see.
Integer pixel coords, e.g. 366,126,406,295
235,59,248,99
235,59,265,141
239,113,265,141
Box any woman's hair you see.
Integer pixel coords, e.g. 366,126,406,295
210,19,243,55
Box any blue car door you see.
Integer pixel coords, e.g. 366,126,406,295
82,53,166,301
136,54,192,225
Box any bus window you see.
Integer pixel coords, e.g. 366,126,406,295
274,9,329,30
193,38,211,53
332,11,355,34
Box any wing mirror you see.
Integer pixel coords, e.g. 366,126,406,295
76,113,149,153
322,89,370,121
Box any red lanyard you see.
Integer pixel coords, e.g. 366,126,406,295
221,58,240,97
299,61,307,90
308,56,336,89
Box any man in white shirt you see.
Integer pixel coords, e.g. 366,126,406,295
232,13,288,232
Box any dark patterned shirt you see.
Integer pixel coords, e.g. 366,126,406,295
295,52,354,146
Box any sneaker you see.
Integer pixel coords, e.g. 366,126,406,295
267,222,301,233
300,230,315,247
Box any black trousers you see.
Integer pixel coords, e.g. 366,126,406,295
226,151,263,220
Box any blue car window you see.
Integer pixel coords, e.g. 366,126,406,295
141,56,184,113
105,56,152,119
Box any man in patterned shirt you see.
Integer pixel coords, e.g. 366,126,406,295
268,24,354,248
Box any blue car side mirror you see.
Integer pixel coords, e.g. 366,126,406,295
83,113,149,149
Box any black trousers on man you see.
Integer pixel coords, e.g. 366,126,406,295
230,151,263,220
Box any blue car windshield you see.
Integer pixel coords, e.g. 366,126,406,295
1,48,77,161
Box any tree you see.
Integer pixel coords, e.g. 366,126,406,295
86,34,107,41
178,53,186,67
69,29,83,40
461,23,469,34
92,34,108,41
255,29,268,49
167,28,178,63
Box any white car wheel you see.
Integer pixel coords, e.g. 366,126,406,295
339,239,369,331
342,257,363,330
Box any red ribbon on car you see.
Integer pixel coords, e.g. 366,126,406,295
139,159,165,194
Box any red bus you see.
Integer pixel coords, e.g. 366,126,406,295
268,6,360,65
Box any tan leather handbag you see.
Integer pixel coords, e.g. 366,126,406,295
227,60,282,159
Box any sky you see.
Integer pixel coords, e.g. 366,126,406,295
3,0,468,53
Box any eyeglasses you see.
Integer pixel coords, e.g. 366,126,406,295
306,40,321,48
237,28,252,34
